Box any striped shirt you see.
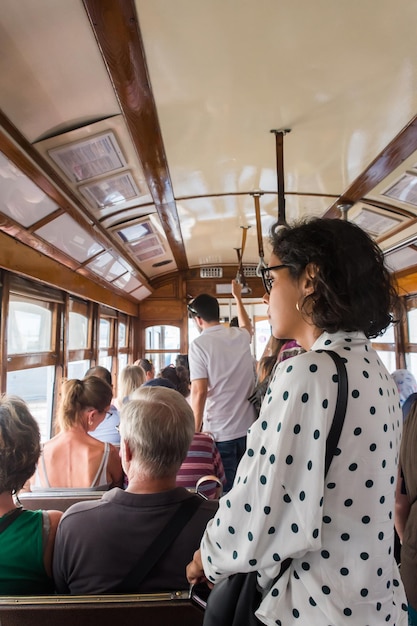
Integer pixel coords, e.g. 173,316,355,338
176,433,226,498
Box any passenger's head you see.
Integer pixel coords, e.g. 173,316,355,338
0,395,41,493
119,387,195,478
118,365,146,404
84,365,112,387
229,316,239,327
134,358,155,381
175,354,189,371
188,293,219,322
158,365,190,398
265,217,400,341
391,369,417,407
58,377,113,431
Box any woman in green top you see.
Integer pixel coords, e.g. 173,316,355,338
0,396,62,594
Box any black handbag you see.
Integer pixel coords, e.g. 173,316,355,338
201,350,348,626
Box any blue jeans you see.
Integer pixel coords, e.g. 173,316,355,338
216,436,247,493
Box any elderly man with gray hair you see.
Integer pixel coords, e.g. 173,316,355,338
53,386,218,594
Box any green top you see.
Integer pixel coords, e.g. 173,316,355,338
0,509,54,595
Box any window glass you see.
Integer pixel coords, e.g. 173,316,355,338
68,311,88,349
145,326,180,350
376,323,395,344
7,366,55,442
145,353,178,373
7,297,52,354
99,354,112,372
254,318,272,360
67,360,90,380
407,308,417,343
99,318,111,348
375,350,396,374
118,353,128,372
118,322,127,348
406,353,417,381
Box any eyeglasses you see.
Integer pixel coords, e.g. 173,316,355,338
260,264,290,294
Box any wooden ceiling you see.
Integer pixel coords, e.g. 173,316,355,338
1,0,417,305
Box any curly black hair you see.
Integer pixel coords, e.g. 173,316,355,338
269,217,402,338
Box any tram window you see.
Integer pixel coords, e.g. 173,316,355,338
68,311,88,349
407,308,417,343
254,318,272,360
7,366,54,442
68,360,90,380
99,318,111,348
371,322,396,374
118,321,127,347
118,353,128,372
145,325,180,350
7,297,53,354
145,325,180,372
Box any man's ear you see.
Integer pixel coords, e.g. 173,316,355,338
123,439,133,464
302,262,319,297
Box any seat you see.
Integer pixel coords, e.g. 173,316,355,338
17,491,106,512
0,591,204,626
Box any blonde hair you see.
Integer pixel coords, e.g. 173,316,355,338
117,365,146,404
58,377,113,431
120,386,194,478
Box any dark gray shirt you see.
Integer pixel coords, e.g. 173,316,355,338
53,487,217,594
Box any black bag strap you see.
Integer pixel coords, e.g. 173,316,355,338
116,495,204,592
320,350,349,476
0,507,24,534
275,350,348,582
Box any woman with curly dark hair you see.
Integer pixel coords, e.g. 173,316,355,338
188,218,407,625
0,396,62,593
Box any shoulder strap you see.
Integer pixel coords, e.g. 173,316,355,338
0,507,24,534
116,495,204,592
320,349,348,476
274,349,348,583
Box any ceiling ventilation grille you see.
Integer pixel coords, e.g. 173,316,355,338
200,267,223,278
243,265,258,277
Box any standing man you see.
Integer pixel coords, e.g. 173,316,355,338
188,280,256,492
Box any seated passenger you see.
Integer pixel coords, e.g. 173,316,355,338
30,377,123,491
133,358,155,381
116,364,146,407
53,386,218,594
392,368,417,421
0,396,62,594
153,368,226,498
85,365,120,445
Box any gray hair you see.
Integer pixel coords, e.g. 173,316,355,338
0,395,41,493
120,386,195,478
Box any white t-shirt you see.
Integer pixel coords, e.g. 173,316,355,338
189,324,256,442
200,330,407,625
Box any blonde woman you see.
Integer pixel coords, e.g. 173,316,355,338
117,365,146,406
31,377,123,490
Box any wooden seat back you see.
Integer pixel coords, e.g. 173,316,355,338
0,592,204,626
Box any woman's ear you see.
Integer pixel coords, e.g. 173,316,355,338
301,262,319,297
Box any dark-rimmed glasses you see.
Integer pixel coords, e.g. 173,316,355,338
260,264,290,294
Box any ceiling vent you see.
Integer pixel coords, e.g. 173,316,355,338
200,267,223,278
243,265,258,277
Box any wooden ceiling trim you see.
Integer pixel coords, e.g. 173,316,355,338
324,114,417,218
0,113,152,290
0,231,138,316
83,0,189,272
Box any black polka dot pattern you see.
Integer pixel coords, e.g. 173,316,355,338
200,332,407,624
